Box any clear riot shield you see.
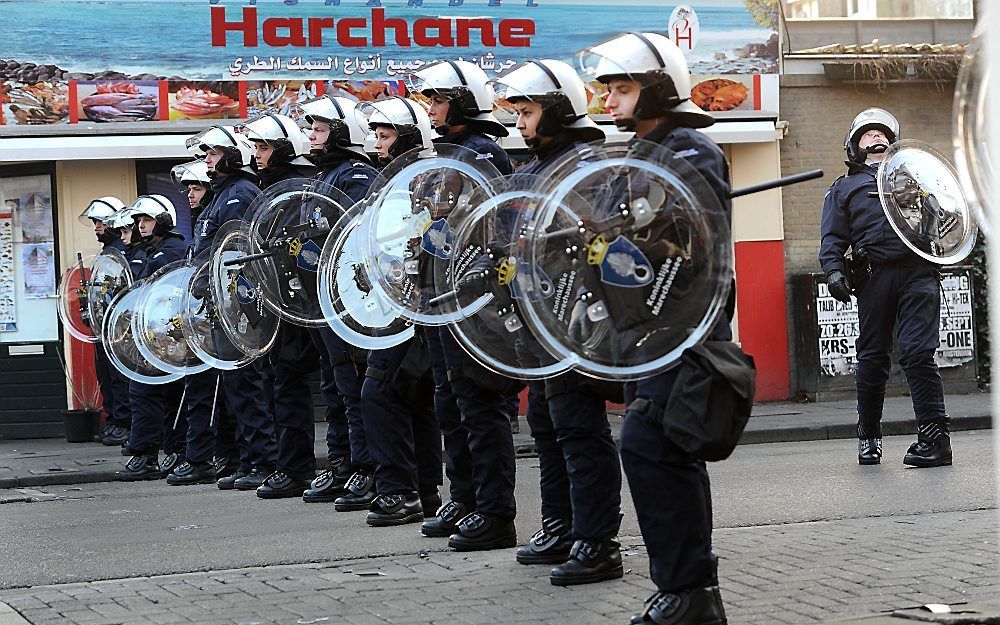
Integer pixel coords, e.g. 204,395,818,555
132,260,211,377
318,201,414,350
87,250,132,339
357,144,501,326
517,140,732,380
101,281,184,385
180,250,258,370
57,254,99,343
876,140,977,265
210,220,280,360
433,178,573,380
244,179,352,327
953,27,994,236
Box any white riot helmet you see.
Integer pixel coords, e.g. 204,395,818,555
107,208,137,231
490,59,604,143
578,31,713,130
844,108,900,164
300,95,370,157
128,194,177,232
408,60,508,137
357,96,435,161
78,196,126,226
185,125,256,176
242,112,313,168
170,160,211,191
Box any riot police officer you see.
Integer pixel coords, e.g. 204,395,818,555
296,95,380,503
78,197,132,447
821,108,952,468
345,96,443,526
486,59,625,582
407,60,522,542
115,196,188,481
169,126,275,487
580,32,732,624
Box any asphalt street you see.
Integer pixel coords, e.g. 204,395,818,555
1,431,996,591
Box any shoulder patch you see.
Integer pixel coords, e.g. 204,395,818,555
352,174,370,179
475,152,494,160
227,198,241,205
153,252,164,258
674,148,699,159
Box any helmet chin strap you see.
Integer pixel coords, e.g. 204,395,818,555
614,116,637,132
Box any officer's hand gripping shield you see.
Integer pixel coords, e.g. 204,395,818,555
433,176,574,380
100,280,184,385
132,260,212,377
516,140,733,380
357,144,502,326
180,249,259,370
318,199,415,350
876,140,977,265
58,254,100,343
87,250,133,339
243,179,352,327
209,220,280,360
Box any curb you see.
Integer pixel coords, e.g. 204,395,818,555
1,414,992,490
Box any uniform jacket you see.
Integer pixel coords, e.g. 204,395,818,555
192,174,261,255
315,152,379,204
136,231,186,280
819,163,911,275
435,127,513,176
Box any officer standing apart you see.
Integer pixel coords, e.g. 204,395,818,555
820,108,952,468
581,32,732,624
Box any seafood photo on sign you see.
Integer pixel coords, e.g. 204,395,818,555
323,80,406,103
690,76,752,111
168,81,239,120
245,81,318,119
76,81,159,123
1,81,70,125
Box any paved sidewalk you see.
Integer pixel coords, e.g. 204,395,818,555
0,392,992,489
0,508,996,625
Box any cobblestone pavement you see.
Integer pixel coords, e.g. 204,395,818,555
2,508,997,625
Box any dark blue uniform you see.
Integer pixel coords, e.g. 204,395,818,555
819,164,946,438
123,231,188,458
187,174,276,471
513,138,623,543
420,128,518,517
94,237,133,431
619,122,732,594
314,155,379,472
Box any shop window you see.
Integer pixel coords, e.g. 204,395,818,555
0,164,60,343
135,160,194,241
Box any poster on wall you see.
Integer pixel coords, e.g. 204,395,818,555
22,242,56,299
0,210,14,331
17,191,54,243
0,0,780,125
815,267,975,376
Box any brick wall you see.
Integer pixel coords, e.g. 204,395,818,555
778,74,957,393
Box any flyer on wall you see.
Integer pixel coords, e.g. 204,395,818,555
0,0,780,126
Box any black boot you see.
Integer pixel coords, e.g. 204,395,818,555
166,461,217,486
420,489,442,518
218,466,250,490
421,500,471,537
550,539,623,586
516,517,574,565
858,438,882,465
214,457,240,480
95,423,113,443
160,452,185,478
256,471,312,499
115,455,162,482
447,512,517,551
333,470,376,511
101,425,130,446
367,492,424,527
903,418,953,468
631,586,727,625
234,466,273,491
303,458,354,503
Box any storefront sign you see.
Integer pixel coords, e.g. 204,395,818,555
0,0,779,126
815,266,975,376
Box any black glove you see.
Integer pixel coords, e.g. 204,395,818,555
826,270,852,304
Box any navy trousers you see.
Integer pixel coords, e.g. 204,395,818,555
855,261,946,437
222,364,277,470
425,325,474,505
183,369,223,465
272,325,319,481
